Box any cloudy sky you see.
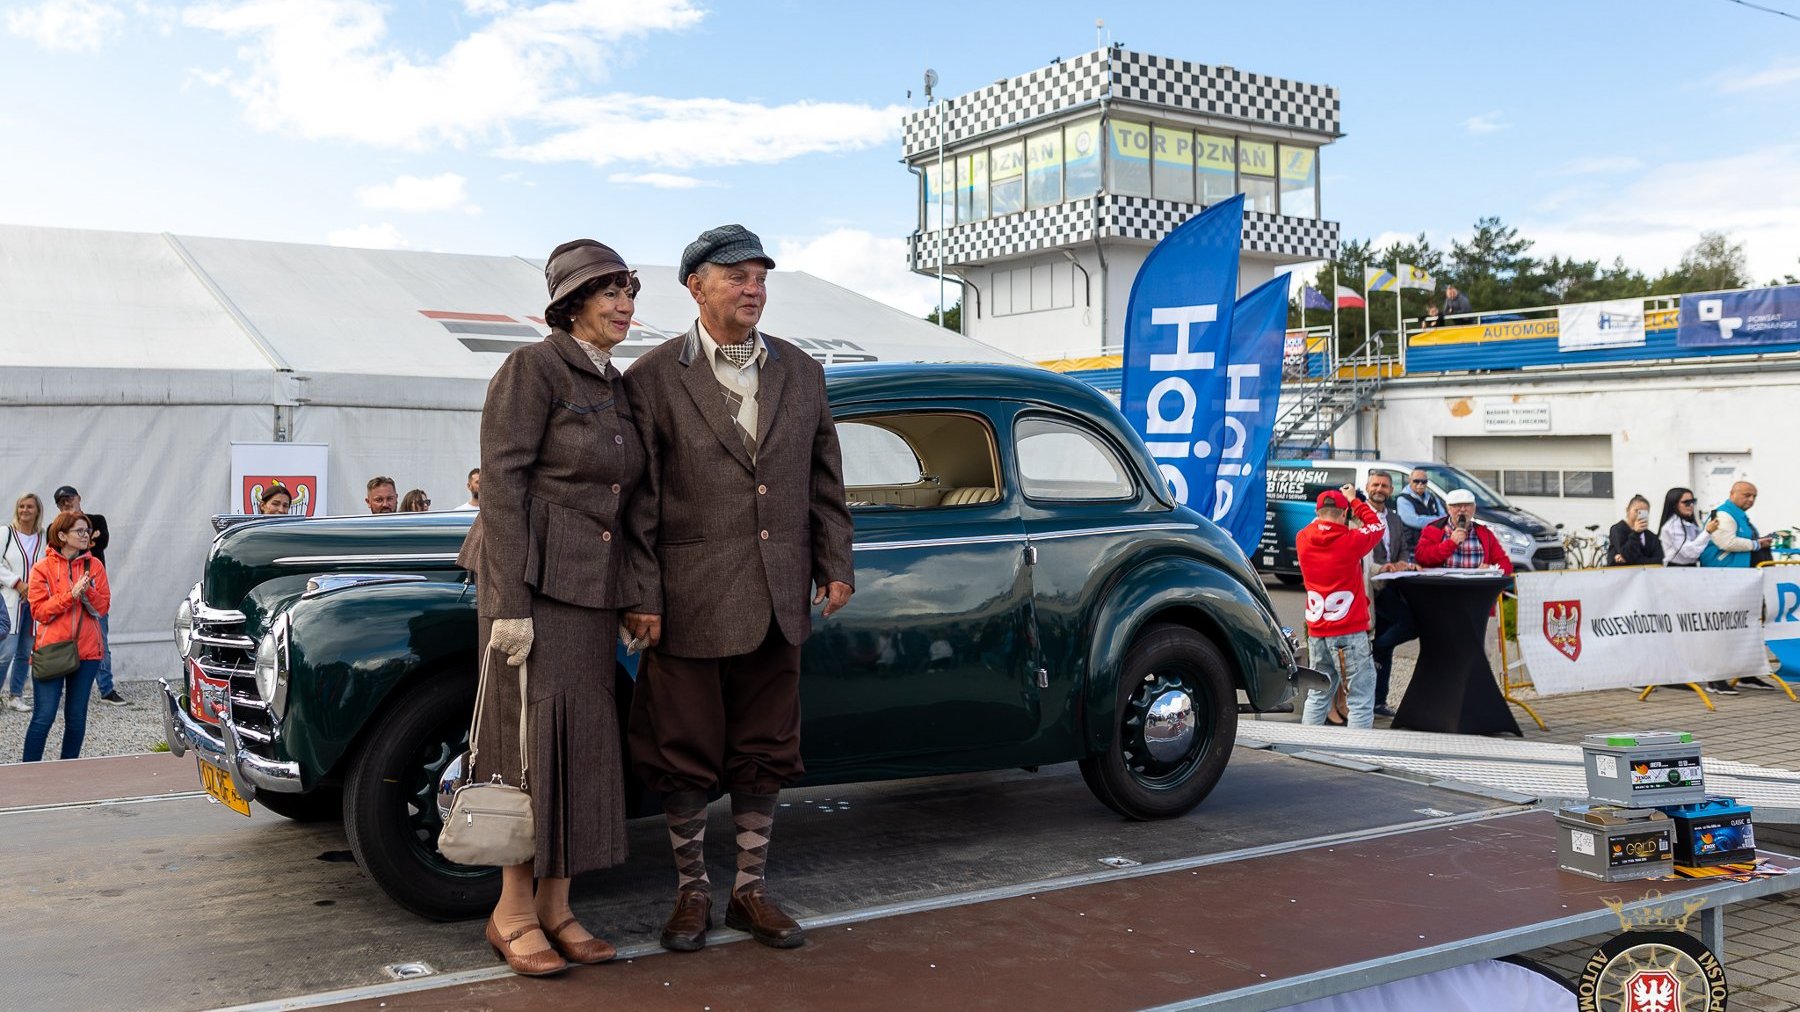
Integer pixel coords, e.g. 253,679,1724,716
3,0,1798,316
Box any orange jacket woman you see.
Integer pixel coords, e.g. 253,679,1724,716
22,511,110,761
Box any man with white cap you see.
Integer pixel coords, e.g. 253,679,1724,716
1414,489,1514,572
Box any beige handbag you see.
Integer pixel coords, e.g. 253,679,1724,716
438,647,535,867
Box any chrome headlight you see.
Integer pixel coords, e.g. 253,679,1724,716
253,616,291,719
173,598,194,660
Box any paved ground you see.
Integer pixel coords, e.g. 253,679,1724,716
7,583,1800,1006
1257,582,1800,1009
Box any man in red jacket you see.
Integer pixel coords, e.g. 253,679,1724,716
1297,486,1386,729
1414,489,1515,573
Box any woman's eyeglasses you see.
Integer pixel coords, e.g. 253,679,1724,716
1679,498,1696,506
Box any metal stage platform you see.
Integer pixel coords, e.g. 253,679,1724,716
3,746,1795,1011
1238,719,1800,822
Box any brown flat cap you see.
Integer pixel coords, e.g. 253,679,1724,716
545,239,630,316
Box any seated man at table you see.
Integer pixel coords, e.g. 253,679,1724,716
1415,489,1515,574
1297,486,1387,729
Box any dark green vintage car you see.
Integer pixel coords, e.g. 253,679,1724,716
162,363,1317,920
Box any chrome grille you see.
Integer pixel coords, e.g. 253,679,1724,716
188,603,276,745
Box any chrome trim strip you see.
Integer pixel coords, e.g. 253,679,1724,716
272,552,462,566
229,693,270,712
303,573,429,598
195,632,255,650
850,522,1198,553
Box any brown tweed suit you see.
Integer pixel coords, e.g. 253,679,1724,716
622,324,854,794
457,329,642,876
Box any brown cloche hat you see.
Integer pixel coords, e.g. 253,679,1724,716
545,239,631,318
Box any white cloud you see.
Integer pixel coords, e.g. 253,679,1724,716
505,95,907,170
326,222,408,249
1549,156,1644,176
356,172,478,213
182,0,705,149
1522,142,1800,281
774,229,937,317
606,172,716,190
1462,111,1507,135
6,0,125,51
1715,60,1800,94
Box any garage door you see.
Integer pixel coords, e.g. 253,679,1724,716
1443,435,1614,532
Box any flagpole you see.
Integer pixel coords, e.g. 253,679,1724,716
1361,269,1371,371
1330,267,1339,376
1394,259,1404,368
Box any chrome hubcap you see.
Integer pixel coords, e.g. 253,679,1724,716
1141,688,1196,763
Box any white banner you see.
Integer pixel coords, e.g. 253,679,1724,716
229,442,329,516
1557,298,1646,351
1767,564,1800,644
1517,567,1766,694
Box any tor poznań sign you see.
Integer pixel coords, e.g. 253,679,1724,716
1517,567,1766,694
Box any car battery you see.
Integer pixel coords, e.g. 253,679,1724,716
1658,796,1757,867
1580,731,1705,808
1555,804,1675,881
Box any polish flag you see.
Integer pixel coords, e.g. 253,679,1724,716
1334,285,1365,309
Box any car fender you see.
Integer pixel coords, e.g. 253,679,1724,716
276,579,477,781
1083,556,1294,753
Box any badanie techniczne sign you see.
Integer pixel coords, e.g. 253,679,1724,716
1483,401,1552,433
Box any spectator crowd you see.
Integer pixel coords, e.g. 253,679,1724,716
1295,471,1787,728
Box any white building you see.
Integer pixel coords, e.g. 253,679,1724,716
902,47,1341,362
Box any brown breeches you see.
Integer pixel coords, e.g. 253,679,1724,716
628,617,804,795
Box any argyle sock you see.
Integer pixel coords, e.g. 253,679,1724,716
731,791,779,894
663,790,710,892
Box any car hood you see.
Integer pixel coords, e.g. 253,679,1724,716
203,512,472,610
1478,506,1556,539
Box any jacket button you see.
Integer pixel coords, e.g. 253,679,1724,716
614,434,624,444
611,483,621,494
757,484,768,495
759,530,769,540
601,531,612,542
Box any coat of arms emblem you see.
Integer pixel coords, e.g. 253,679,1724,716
1545,600,1582,661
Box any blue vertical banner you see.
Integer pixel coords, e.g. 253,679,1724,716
1202,275,1289,553
1119,195,1244,507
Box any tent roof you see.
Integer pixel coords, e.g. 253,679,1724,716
0,224,1020,383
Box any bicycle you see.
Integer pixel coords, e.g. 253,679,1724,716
1555,522,1606,569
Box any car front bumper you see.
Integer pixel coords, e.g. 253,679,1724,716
160,678,302,801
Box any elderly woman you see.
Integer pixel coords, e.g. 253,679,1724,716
23,510,111,761
258,482,293,516
1,493,47,712
400,489,432,513
455,239,645,977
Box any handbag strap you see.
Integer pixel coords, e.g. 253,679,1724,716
466,636,530,790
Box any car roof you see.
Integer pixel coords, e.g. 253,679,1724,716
1270,458,1425,472
825,362,1116,411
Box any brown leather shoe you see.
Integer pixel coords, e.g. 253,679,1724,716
544,916,617,965
660,887,713,952
485,919,569,977
726,885,806,948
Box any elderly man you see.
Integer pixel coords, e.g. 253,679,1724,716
364,476,398,514
623,224,855,953
1394,468,1446,557
1415,489,1514,573
1364,471,1416,718
1702,480,1778,690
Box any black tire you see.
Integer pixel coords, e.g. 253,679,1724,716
344,672,498,921
1274,571,1305,586
1079,622,1238,821
254,786,343,823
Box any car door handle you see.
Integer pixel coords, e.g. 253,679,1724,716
1024,544,1038,566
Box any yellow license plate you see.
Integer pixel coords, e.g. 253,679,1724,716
198,759,252,817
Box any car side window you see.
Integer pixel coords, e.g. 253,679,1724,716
835,412,1003,509
1015,416,1133,501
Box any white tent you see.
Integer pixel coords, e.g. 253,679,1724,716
0,223,1024,681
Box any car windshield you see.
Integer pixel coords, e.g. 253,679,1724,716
1420,465,1508,509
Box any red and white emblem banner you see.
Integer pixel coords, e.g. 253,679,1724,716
1516,567,1766,695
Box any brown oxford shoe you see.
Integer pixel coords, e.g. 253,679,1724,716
544,916,617,965
726,884,806,949
660,887,713,952
485,919,569,977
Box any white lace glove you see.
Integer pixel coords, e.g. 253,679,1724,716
489,617,534,667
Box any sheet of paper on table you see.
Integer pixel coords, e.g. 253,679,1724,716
1371,568,1509,582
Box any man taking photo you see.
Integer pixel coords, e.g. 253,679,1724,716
1297,485,1387,729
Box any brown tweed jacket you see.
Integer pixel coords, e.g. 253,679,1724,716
459,329,645,619
622,324,854,658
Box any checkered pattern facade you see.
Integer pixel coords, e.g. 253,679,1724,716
909,197,1337,271
901,48,1338,159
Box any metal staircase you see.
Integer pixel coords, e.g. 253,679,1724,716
1272,330,1394,456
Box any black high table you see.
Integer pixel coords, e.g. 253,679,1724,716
1384,570,1522,736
